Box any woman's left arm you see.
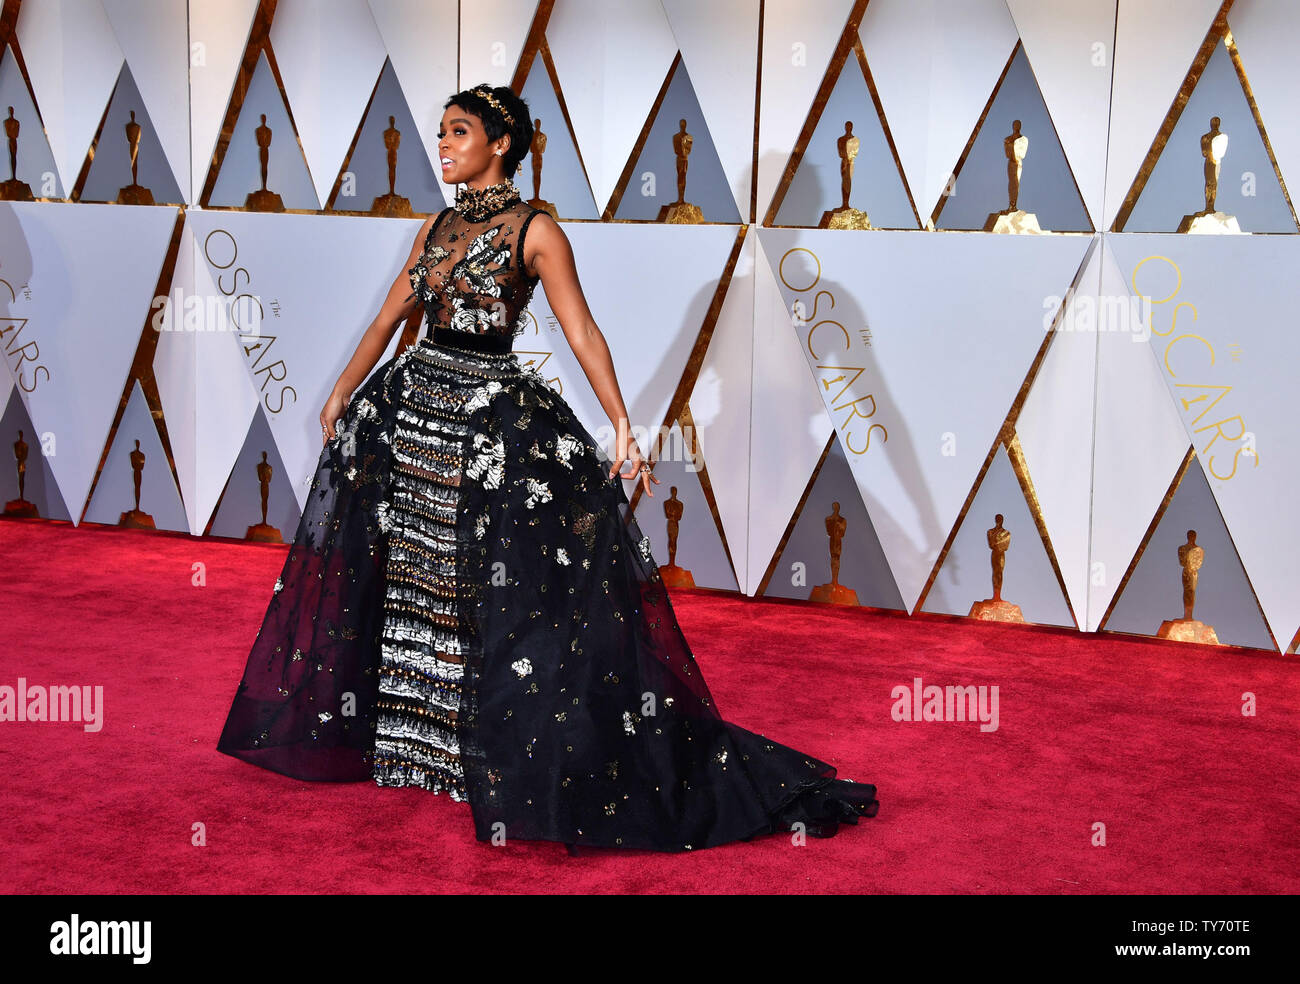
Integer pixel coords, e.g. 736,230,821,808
524,213,661,497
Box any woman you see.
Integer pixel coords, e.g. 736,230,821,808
217,84,879,853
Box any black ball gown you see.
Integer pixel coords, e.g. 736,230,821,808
216,178,879,852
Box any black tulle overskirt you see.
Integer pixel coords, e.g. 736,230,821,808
217,335,879,852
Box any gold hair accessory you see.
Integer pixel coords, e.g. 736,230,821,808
472,85,516,129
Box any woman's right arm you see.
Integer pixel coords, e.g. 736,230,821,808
320,213,437,441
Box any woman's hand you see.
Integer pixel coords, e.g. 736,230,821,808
609,424,660,497
320,388,348,445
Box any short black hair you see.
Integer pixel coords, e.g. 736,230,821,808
444,85,534,177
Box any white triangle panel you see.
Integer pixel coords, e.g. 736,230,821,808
1005,0,1117,229
547,0,680,214
183,210,414,510
456,0,539,89
0,202,178,524
1106,232,1300,645
103,0,192,203
691,230,754,592
1104,0,1224,229
759,227,1092,611
15,0,124,195
370,0,460,207
757,0,855,223
746,231,839,596
153,212,261,534
1016,236,1103,623
1086,238,1192,630
1225,0,1300,210
860,0,1019,222
661,0,760,221
520,223,736,496
188,0,261,204
270,0,389,209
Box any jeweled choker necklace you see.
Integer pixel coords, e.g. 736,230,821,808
453,180,522,221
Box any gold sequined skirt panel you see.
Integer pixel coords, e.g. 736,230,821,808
371,336,524,801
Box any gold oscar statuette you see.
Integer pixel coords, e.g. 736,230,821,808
118,438,156,529
969,514,1026,621
819,122,872,229
657,119,704,224
809,502,860,605
984,120,1044,234
1,106,35,201
1156,530,1220,644
3,429,39,517
370,116,413,217
526,117,558,220
1178,116,1242,234
245,114,286,212
245,451,284,542
656,486,695,588
117,110,155,205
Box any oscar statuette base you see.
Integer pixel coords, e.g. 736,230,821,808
1156,618,1220,645
118,509,156,530
4,498,40,518
819,206,872,230
370,193,413,218
983,209,1044,234
245,523,284,543
245,189,285,213
1177,210,1242,234
657,201,703,224
0,179,34,201
809,582,859,606
658,565,695,589
969,599,1025,623
117,184,155,205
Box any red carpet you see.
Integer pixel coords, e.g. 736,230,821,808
2,517,1297,894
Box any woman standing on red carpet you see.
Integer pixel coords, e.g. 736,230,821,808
217,83,879,853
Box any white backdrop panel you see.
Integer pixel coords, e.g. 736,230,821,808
14,0,123,197
187,0,261,205
270,0,389,209
1104,0,1223,229
185,210,411,511
456,0,538,92
102,0,192,203
760,226,1092,611
661,0,760,221
1108,232,1300,645
516,222,735,500
756,0,855,223
547,0,684,214
1016,236,1104,624
859,0,1020,223
1226,0,1300,215
1005,0,1117,229
1086,239,1191,630
153,210,261,535
691,229,754,592
746,233,836,596
370,0,460,209
0,201,176,525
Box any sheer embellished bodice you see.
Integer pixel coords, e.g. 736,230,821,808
405,181,543,344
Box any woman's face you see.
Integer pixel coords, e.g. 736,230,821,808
437,104,508,186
